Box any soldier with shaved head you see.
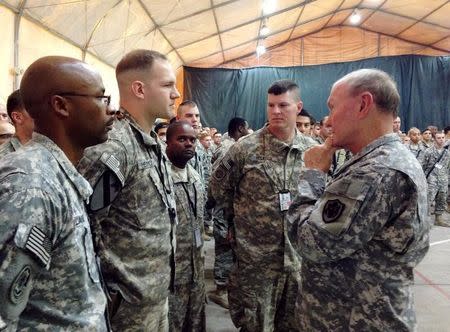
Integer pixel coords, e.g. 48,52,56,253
0,56,114,330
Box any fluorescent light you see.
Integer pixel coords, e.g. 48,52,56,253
260,23,270,36
256,44,266,56
262,0,276,15
350,9,361,24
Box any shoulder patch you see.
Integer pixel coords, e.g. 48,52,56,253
322,199,345,223
25,226,51,269
213,155,234,181
10,265,32,304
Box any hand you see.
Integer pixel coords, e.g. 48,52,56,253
304,137,337,172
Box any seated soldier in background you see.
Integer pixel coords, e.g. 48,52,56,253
0,89,34,157
289,68,429,331
166,121,206,332
0,55,113,330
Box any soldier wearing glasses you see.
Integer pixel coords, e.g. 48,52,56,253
0,56,113,330
78,49,180,331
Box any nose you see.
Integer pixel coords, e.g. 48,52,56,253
172,87,181,99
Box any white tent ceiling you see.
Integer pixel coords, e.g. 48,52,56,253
2,0,450,70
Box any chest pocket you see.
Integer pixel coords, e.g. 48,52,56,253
310,179,371,238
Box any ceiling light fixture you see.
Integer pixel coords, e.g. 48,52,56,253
260,18,270,36
350,9,361,24
256,42,266,56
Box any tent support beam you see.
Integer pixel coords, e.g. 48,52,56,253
13,0,27,90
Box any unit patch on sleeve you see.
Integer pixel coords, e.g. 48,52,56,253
322,199,345,223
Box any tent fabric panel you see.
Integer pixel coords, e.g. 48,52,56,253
220,21,260,50
425,1,450,28
433,37,450,50
214,0,260,31
160,10,216,48
381,0,448,20
142,0,210,26
0,7,15,104
224,42,258,62
266,7,303,33
290,16,334,40
183,55,450,134
362,11,417,35
178,36,222,63
18,17,83,81
325,9,353,27
399,22,450,46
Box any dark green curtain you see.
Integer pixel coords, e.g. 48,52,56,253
183,55,450,133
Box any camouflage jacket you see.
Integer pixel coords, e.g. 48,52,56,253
170,164,205,285
210,125,316,272
78,112,177,305
420,144,450,185
0,136,21,159
0,133,107,331
290,133,430,331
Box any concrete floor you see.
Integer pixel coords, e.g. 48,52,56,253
204,212,450,332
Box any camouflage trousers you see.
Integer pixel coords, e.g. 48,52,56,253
213,217,234,287
110,296,168,332
428,181,448,214
228,263,301,332
168,281,206,332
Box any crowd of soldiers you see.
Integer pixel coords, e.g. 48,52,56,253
0,49,447,332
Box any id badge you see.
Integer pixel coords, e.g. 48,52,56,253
279,190,292,211
194,227,203,248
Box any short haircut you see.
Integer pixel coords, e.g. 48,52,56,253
228,117,247,135
213,132,222,137
198,131,211,140
6,89,24,118
116,49,167,76
267,79,300,101
408,127,420,136
335,69,400,116
166,120,192,142
297,108,315,124
319,116,329,126
177,100,198,117
154,121,169,133
444,126,450,135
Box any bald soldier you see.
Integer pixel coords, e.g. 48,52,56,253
78,49,180,331
0,56,114,330
289,69,429,330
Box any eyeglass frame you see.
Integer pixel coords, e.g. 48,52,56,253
56,93,111,106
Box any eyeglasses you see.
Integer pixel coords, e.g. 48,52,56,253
57,93,111,106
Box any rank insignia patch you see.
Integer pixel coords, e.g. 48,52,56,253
322,199,345,223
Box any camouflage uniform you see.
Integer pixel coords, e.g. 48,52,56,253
420,144,450,215
211,125,315,332
168,164,206,332
78,111,177,332
0,133,107,331
210,138,235,288
0,136,21,158
408,142,425,159
289,134,430,331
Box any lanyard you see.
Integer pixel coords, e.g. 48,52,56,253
262,133,299,192
181,182,197,219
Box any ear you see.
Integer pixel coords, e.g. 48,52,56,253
297,100,304,113
356,92,374,119
50,95,70,117
131,80,145,100
10,111,22,124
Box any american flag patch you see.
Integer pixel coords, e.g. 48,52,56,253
25,226,51,270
